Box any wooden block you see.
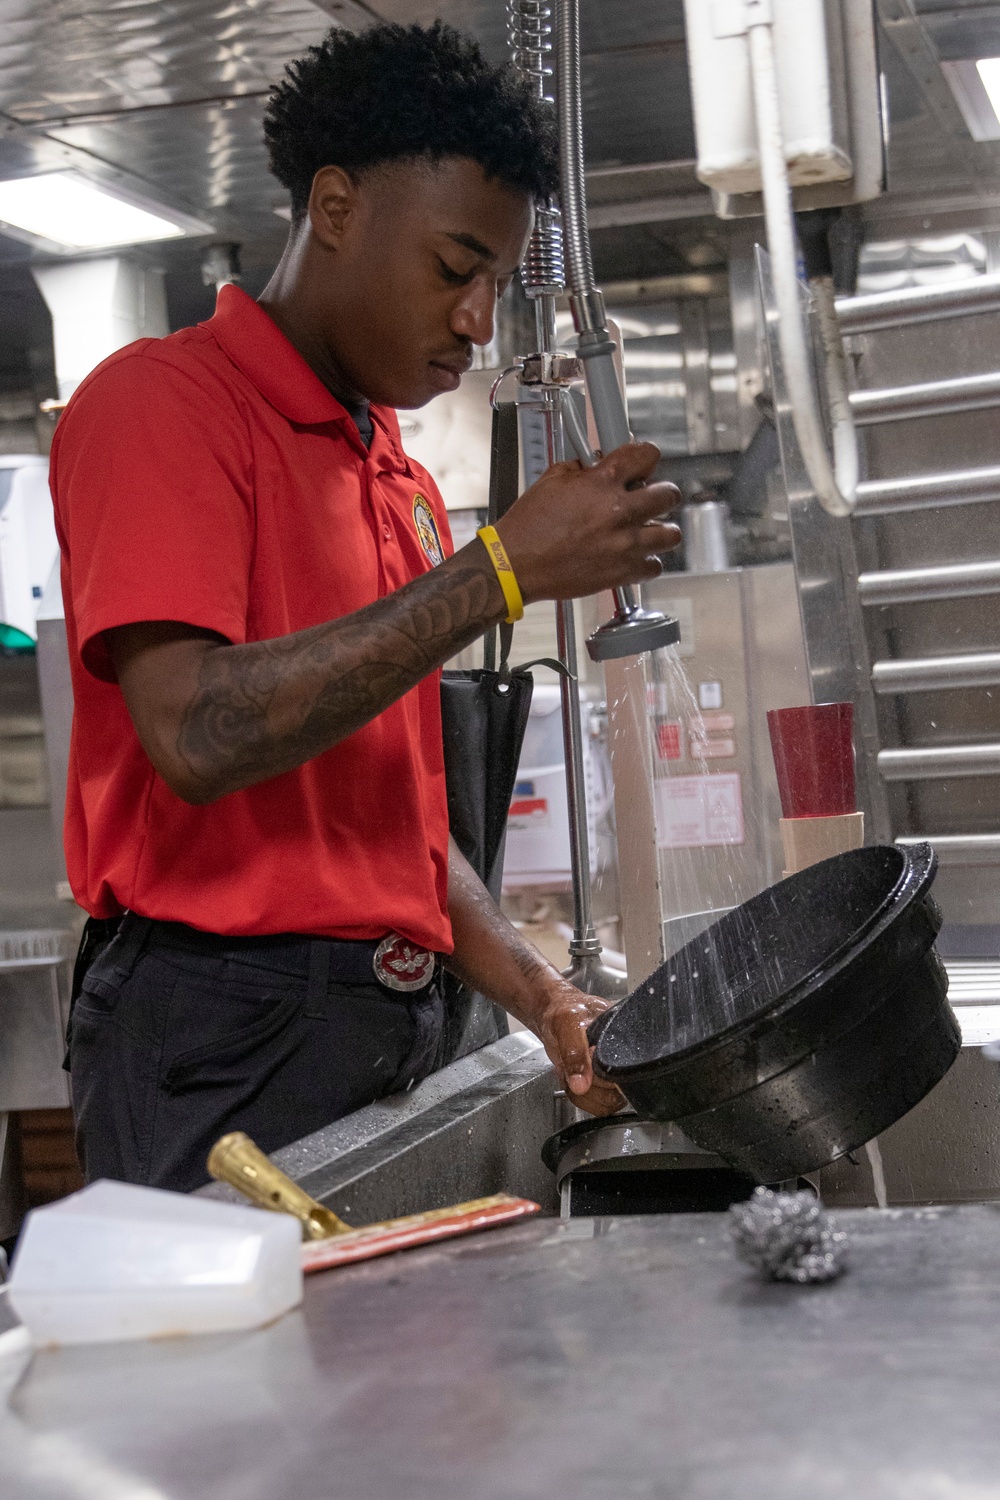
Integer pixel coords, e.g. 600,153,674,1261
780,812,865,876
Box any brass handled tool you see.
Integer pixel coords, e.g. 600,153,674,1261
208,1130,542,1273
207,1131,349,1240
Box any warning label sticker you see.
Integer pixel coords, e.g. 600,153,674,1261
655,773,745,849
655,721,684,761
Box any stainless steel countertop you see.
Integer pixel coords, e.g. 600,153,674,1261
4,1203,1000,1499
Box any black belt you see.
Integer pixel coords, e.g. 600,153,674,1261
82,913,439,994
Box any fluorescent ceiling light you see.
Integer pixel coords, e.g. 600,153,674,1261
941,58,1000,142
976,57,1000,121
0,172,187,250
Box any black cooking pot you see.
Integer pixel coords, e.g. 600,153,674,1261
589,844,960,1182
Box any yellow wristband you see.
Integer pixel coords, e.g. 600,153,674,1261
477,525,524,624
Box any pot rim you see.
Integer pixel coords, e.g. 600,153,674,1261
593,843,938,1085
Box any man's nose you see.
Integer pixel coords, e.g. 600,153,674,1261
450,282,496,348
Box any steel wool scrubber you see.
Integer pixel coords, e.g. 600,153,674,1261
729,1187,847,1284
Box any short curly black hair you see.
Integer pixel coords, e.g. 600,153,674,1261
264,21,558,221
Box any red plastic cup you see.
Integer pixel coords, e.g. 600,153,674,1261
766,703,856,819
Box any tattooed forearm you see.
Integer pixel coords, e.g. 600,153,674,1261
176,548,504,800
444,836,559,1017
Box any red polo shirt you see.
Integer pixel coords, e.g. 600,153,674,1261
50,285,455,952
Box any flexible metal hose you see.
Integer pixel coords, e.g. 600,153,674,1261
555,0,601,333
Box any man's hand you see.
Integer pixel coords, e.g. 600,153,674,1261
529,977,623,1117
445,839,624,1119
496,441,680,605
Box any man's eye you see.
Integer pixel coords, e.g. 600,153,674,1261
438,258,476,286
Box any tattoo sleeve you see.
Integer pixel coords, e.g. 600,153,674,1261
177,548,504,798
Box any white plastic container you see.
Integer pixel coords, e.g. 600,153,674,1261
683,0,884,217
685,0,852,194
7,1179,302,1346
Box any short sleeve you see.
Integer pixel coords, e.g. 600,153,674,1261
51,348,254,682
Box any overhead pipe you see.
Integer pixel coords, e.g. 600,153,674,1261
742,0,857,517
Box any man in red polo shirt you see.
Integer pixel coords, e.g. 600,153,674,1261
52,23,680,1191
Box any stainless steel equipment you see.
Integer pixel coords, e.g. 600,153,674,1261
681,498,730,573
10,1204,1000,1500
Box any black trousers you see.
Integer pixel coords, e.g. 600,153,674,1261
68,914,445,1194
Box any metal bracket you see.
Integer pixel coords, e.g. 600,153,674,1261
520,352,584,386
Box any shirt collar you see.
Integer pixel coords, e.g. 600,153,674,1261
204,286,409,468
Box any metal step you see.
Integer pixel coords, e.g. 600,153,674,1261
854,466,1000,516
837,274,1000,334
859,560,1000,606
851,372,1000,426
879,744,1000,780
941,960,1000,1005
872,652,1000,694
896,834,1000,866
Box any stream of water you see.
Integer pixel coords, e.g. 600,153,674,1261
866,1139,889,1210
605,643,774,1051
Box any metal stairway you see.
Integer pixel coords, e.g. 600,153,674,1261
761,257,1000,944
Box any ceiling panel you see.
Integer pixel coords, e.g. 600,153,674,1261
918,12,1000,62
44,95,286,220
581,47,694,168
0,0,338,122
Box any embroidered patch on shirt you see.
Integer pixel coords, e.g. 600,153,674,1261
412,493,445,567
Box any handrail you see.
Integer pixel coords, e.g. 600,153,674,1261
853,466,1000,516
858,561,1000,604
837,273,1000,335
851,371,1000,425
879,744,1000,780
872,652,1000,694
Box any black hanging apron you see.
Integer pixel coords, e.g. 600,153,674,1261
439,401,535,1061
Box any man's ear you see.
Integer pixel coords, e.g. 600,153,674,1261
308,166,357,249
